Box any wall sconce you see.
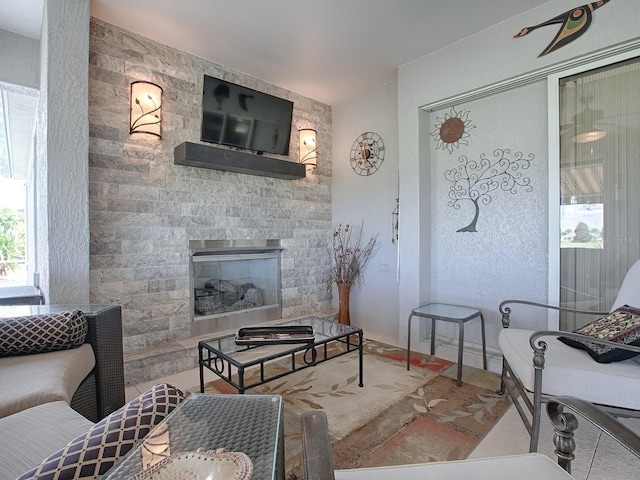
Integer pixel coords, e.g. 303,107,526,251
298,128,317,168
130,81,163,138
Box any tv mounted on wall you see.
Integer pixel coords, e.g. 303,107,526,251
201,75,294,156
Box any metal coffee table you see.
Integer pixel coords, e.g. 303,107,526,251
103,393,284,480
199,316,363,394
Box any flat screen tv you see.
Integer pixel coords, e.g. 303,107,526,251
201,75,294,156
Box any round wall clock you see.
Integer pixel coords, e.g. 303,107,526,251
350,132,384,176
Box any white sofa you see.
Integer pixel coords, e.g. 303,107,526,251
0,306,125,422
0,307,188,480
300,396,640,480
0,383,183,480
498,258,640,450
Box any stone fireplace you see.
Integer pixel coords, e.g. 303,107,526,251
88,18,332,385
189,240,283,336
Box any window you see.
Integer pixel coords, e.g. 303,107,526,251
556,56,640,330
0,86,37,286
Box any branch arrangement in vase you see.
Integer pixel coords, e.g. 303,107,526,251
330,222,379,286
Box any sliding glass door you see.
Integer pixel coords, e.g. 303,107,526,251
556,56,640,330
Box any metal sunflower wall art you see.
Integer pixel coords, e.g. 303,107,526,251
430,107,476,154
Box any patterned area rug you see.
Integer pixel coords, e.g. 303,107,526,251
193,339,511,479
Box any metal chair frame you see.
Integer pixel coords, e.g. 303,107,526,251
498,299,640,452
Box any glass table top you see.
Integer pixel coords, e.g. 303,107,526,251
200,316,361,360
411,303,481,320
103,394,284,480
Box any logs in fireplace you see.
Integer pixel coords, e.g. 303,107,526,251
195,279,264,315
189,239,283,336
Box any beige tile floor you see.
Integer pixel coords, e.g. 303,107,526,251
471,402,640,479
128,331,640,479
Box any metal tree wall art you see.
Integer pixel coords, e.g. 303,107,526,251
513,1,610,57
444,148,534,232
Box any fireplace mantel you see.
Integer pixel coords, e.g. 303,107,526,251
174,142,306,180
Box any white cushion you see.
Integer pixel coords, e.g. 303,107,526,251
0,401,94,480
334,453,572,480
611,259,640,311
499,328,640,410
0,343,95,418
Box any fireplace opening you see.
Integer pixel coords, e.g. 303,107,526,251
189,240,283,336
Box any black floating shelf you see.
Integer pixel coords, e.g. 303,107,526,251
174,142,306,180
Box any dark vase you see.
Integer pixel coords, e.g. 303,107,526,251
337,282,352,325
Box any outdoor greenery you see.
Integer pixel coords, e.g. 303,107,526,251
0,207,26,276
560,221,603,249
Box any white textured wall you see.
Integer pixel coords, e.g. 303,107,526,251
397,0,640,360
38,0,90,303
0,29,39,88
330,0,640,363
428,82,549,346
30,0,640,376
331,81,399,338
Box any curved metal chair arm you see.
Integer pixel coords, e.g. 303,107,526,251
519,330,640,454
500,325,640,453
547,396,640,473
301,410,336,480
499,299,608,328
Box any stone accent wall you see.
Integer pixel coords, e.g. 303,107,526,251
88,18,332,384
